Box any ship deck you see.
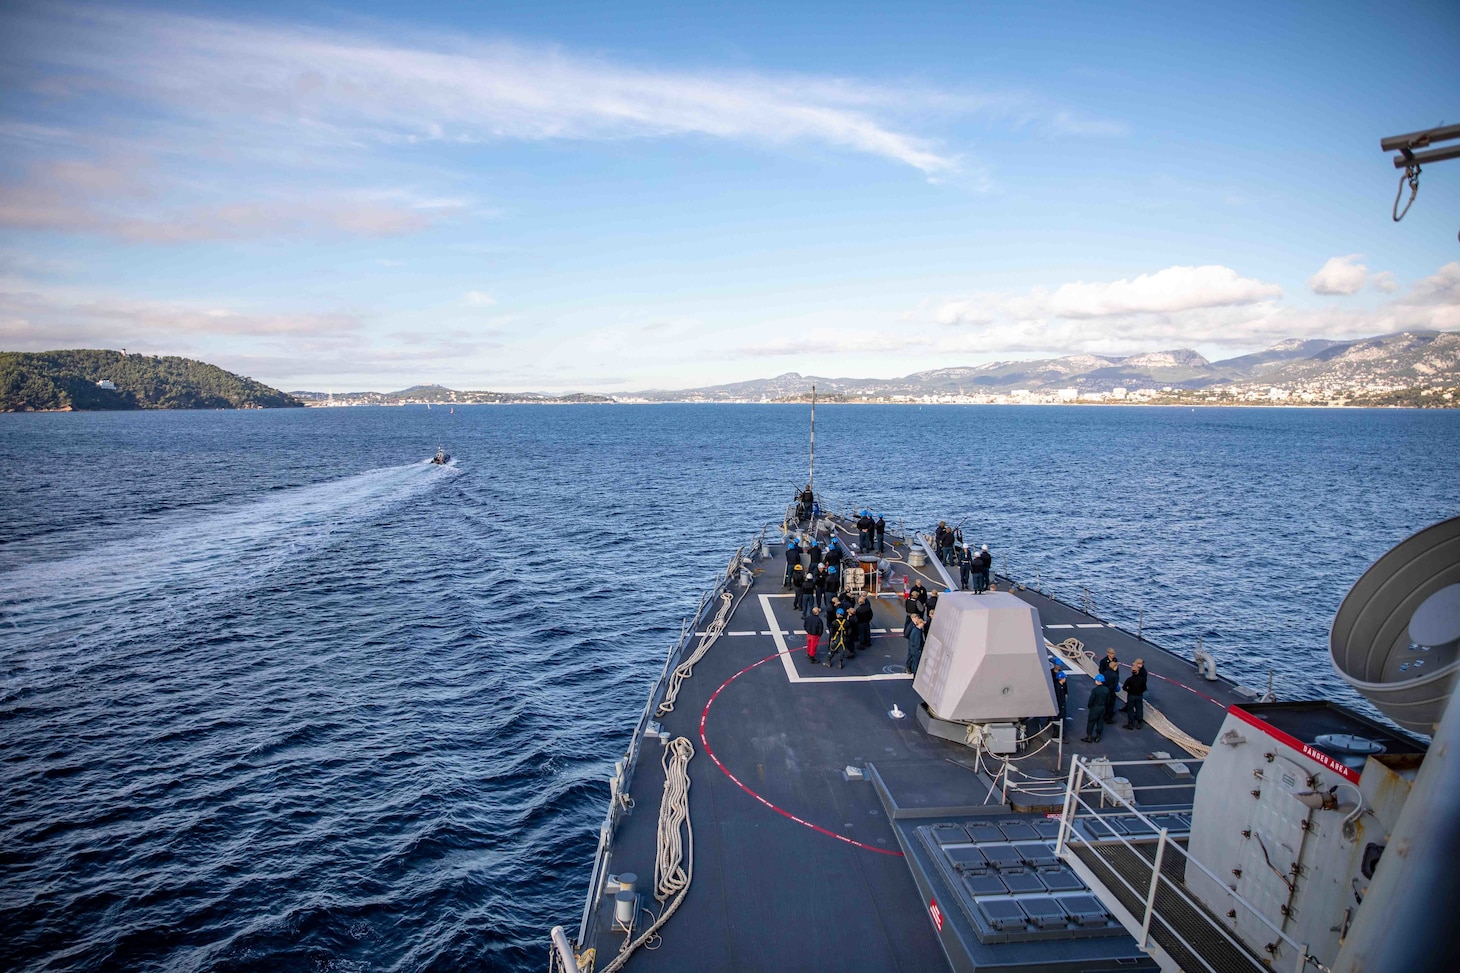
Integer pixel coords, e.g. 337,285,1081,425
580,517,1264,973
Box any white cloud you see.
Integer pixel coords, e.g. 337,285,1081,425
464,290,496,307
1308,254,1369,295
904,262,1460,359
932,264,1284,331
1044,265,1283,318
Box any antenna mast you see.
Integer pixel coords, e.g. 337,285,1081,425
808,384,816,493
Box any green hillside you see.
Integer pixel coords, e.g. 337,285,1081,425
0,350,303,412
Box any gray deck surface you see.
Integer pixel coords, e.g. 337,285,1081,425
584,520,1260,971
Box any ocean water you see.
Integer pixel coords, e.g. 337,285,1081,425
2,404,1457,972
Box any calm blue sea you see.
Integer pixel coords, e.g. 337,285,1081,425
2,404,1457,972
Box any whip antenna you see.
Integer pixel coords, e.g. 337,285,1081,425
808,384,815,493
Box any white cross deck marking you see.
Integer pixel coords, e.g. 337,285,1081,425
758,594,912,684
1045,624,1074,629
1076,623,1105,629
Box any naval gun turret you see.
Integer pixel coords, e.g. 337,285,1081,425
912,591,1058,754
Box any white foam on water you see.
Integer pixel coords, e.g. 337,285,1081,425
0,462,456,666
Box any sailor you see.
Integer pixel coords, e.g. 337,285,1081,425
825,563,839,606
875,514,886,553
910,579,928,611
799,571,818,621
856,510,875,551
828,608,850,668
784,539,800,588
807,539,823,570
1052,669,1069,720
934,522,950,564
1082,675,1111,743
804,606,824,663
1122,660,1148,729
975,544,992,592
810,562,826,610
798,485,814,524
791,562,807,609
958,543,973,590
905,614,927,675
853,593,874,656
1098,649,1121,724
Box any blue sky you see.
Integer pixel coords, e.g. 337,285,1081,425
1,0,1457,392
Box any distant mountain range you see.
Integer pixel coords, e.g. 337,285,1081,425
625,329,1460,401
290,384,612,405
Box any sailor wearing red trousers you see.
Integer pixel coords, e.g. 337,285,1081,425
804,607,825,662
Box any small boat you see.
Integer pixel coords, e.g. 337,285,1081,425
430,445,450,465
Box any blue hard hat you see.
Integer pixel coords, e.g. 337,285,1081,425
1057,671,1070,680
828,565,838,572
837,608,846,615
1094,674,1105,683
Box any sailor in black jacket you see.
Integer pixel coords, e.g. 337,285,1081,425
853,594,874,654
1097,649,1121,723
1122,660,1148,729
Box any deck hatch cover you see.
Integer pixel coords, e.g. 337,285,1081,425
978,899,1028,931
1062,894,1113,926
943,845,987,869
980,842,1023,865
999,869,1046,894
1037,866,1085,892
1020,897,1070,928
998,821,1039,841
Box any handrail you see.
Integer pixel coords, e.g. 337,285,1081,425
1058,756,1313,973
572,532,761,949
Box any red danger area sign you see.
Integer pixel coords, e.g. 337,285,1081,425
929,899,944,931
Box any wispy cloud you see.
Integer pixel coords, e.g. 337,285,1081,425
0,2,1129,231
0,289,363,348
2,4,960,174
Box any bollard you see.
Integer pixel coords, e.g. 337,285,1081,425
614,889,636,926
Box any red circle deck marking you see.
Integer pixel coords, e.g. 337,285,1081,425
698,650,905,858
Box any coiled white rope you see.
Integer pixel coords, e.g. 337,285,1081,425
599,736,695,973
1047,637,1211,760
656,589,734,717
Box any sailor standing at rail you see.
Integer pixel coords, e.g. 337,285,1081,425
875,514,886,552
1122,660,1148,730
975,544,992,592
856,510,875,551
1098,648,1121,724
958,543,973,590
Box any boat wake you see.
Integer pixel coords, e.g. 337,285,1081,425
0,463,456,680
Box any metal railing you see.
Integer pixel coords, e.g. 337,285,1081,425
1055,756,1315,973
572,540,751,948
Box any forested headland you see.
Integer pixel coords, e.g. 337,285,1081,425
0,350,303,412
